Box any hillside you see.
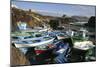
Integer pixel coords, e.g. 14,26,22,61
11,7,89,31
71,16,89,22
11,7,52,31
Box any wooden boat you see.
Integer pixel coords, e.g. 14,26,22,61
14,37,55,48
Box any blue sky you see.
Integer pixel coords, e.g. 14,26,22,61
12,1,96,17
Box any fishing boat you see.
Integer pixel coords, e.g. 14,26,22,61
13,36,55,48
11,31,47,42
73,41,95,50
71,28,95,50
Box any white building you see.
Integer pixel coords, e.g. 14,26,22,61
17,21,27,30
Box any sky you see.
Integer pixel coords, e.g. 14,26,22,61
11,0,96,17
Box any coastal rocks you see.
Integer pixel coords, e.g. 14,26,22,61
11,46,30,66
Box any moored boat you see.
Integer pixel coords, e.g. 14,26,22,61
14,37,55,48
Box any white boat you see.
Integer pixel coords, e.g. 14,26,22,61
14,37,55,48
73,41,95,50
11,31,46,43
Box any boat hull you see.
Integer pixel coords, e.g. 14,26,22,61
14,38,54,48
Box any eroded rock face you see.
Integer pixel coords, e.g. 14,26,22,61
11,46,30,66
